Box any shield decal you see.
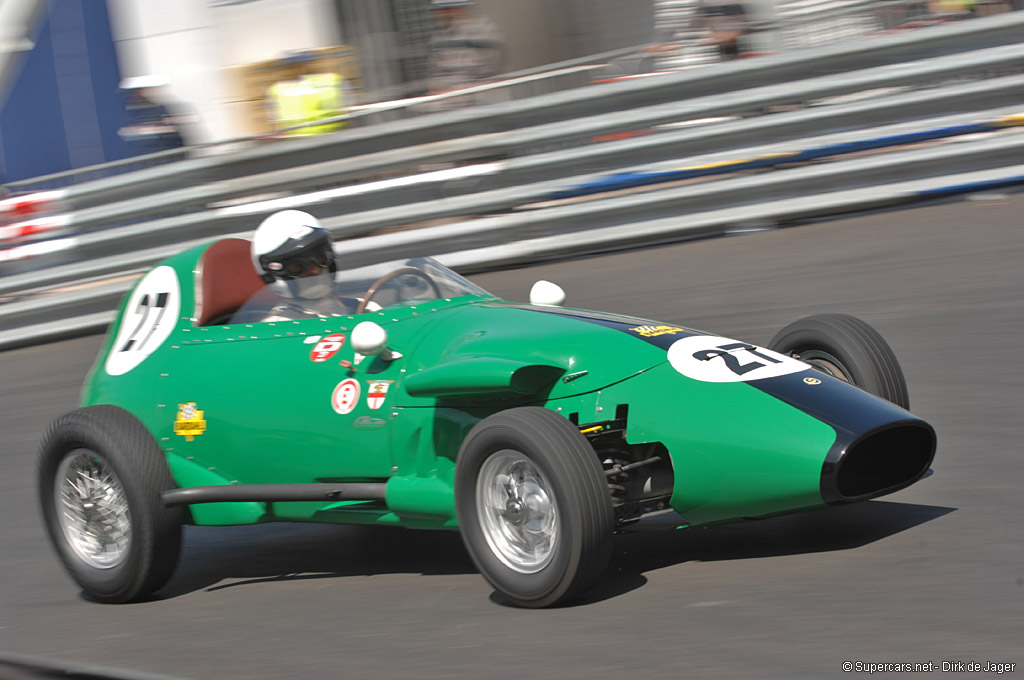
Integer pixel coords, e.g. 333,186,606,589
367,380,392,410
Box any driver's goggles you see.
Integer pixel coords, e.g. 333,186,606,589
269,252,332,279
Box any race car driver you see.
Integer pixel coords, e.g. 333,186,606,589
231,210,355,323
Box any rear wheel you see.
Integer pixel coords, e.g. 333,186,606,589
38,405,183,603
455,407,614,608
769,313,910,409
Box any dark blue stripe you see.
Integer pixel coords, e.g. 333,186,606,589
748,371,912,441
915,174,1024,197
548,119,1017,201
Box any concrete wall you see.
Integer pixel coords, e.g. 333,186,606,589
476,0,655,72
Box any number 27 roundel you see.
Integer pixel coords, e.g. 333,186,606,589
667,335,807,383
105,266,181,376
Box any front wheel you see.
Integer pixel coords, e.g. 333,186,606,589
38,405,183,603
455,407,614,608
769,313,910,409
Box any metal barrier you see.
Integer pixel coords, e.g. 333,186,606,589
6,41,1023,260
0,62,610,197
1,12,1023,351
7,11,1023,211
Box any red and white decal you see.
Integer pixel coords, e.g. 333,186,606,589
0,214,71,245
310,334,346,363
0,190,65,220
331,378,361,415
366,380,392,410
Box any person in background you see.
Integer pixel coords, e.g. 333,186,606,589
427,0,504,106
118,75,198,154
691,0,751,61
267,71,348,136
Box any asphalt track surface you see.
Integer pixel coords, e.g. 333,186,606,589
1,194,1021,679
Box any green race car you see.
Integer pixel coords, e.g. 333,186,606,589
38,237,936,607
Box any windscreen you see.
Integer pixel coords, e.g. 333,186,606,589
332,257,494,309
229,257,496,324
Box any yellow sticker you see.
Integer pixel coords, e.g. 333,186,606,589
630,325,686,338
994,114,1024,128
173,402,207,442
803,377,822,385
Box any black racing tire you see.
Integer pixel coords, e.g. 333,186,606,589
38,405,183,603
455,407,614,608
769,313,910,409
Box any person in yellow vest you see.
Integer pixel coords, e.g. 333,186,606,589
929,0,977,15
119,75,199,152
267,72,346,136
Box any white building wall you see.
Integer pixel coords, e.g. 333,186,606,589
212,0,339,65
107,0,340,142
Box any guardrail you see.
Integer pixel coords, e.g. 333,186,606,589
1,62,611,197
0,12,1023,351
8,11,1024,210
7,42,1024,262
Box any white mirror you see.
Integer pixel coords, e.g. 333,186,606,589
530,280,566,306
351,321,401,361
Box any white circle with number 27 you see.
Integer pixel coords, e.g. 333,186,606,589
667,335,808,383
105,266,181,376
331,378,361,414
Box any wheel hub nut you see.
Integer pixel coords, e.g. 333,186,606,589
505,498,525,525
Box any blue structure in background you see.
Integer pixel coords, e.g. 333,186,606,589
0,0,128,183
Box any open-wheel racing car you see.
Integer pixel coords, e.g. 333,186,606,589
38,237,936,607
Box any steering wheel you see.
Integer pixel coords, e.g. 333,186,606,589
356,268,442,314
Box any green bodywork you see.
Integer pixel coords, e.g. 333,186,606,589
82,240,852,530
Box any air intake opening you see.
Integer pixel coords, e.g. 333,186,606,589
835,424,935,500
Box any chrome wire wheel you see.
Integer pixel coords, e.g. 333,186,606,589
55,449,132,570
476,450,558,574
40,406,183,603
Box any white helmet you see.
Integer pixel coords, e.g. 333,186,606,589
251,210,337,300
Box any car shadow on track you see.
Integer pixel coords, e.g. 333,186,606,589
158,523,476,600
574,500,956,606
155,500,954,604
